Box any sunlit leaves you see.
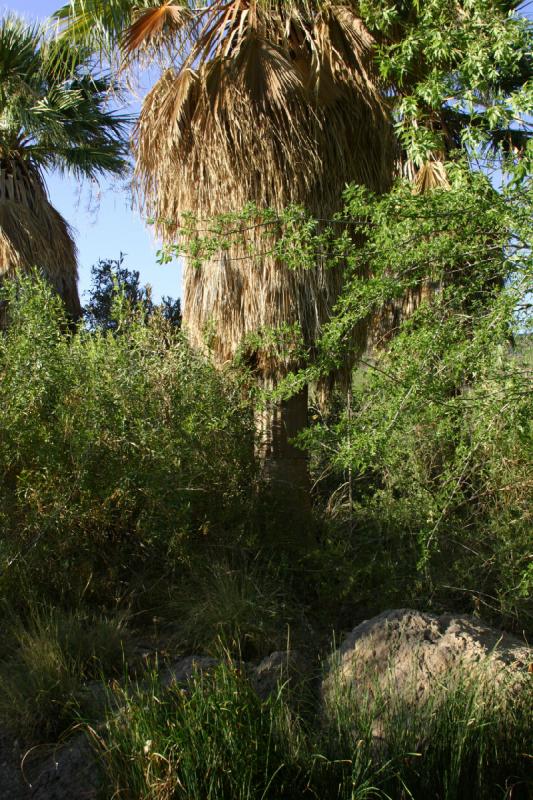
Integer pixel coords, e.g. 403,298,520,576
364,0,531,168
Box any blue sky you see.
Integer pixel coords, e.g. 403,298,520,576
2,0,182,304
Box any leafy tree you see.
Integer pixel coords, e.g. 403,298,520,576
0,14,130,323
293,167,532,628
361,0,532,182
84,254,181,331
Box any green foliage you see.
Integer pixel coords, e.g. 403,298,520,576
140,162,533,632
53,0,152,64
358,0,532,169
0,13,130,179
297,169,532,628
84,254,182,331
96,657,532,800
0,276,255,606
322,657,533,800
96,661,307,800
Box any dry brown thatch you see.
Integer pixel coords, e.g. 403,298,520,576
413,158,450,194
133,1,394,376
0,159,82,324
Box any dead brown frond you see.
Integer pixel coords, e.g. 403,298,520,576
122,2,194,57
414,159,450,193
0,160,81,323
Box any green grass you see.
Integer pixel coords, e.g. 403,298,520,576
93,657,532,800
0,604,129,741
162,554,297,660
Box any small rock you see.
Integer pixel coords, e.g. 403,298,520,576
160,655,219,688
251,650,309,700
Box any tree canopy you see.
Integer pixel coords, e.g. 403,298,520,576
53,0,532,179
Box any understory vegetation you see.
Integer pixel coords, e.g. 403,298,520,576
94,658,532,800
0,0,531,795
0,168,531,798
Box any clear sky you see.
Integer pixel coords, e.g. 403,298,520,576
2,0,182,304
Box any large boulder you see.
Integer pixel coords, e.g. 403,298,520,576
323,608,531,703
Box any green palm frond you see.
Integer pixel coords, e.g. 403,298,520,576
0,14,131,180
0,15,41,89
53,0,157,57
0,13,131,320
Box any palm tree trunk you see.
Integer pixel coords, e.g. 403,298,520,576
256,382,310,493
255,380,313,549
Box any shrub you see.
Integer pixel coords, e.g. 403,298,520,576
0,276,255,606
304,291,533,630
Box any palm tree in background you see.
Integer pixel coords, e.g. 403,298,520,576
0,14,130,324
54,0,394,498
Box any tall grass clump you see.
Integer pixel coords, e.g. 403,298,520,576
0,276,255,607
321,657,533,800
0,603,128,741
164,553,297,659
95,657,532,800
94,661,309,800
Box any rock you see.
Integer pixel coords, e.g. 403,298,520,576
160,655,219,688
251,650,310,700
323,608,531,704
28,734,100,800
0,729,29,800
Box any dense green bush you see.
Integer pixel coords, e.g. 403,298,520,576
305,301,533,630
297,173,533,631
0,277,255,606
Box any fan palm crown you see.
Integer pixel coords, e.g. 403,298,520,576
54,0,395,500
54,0,393,364
0,13,130,320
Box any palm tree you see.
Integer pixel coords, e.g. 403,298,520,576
54,0,394,499
0,14,130,325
